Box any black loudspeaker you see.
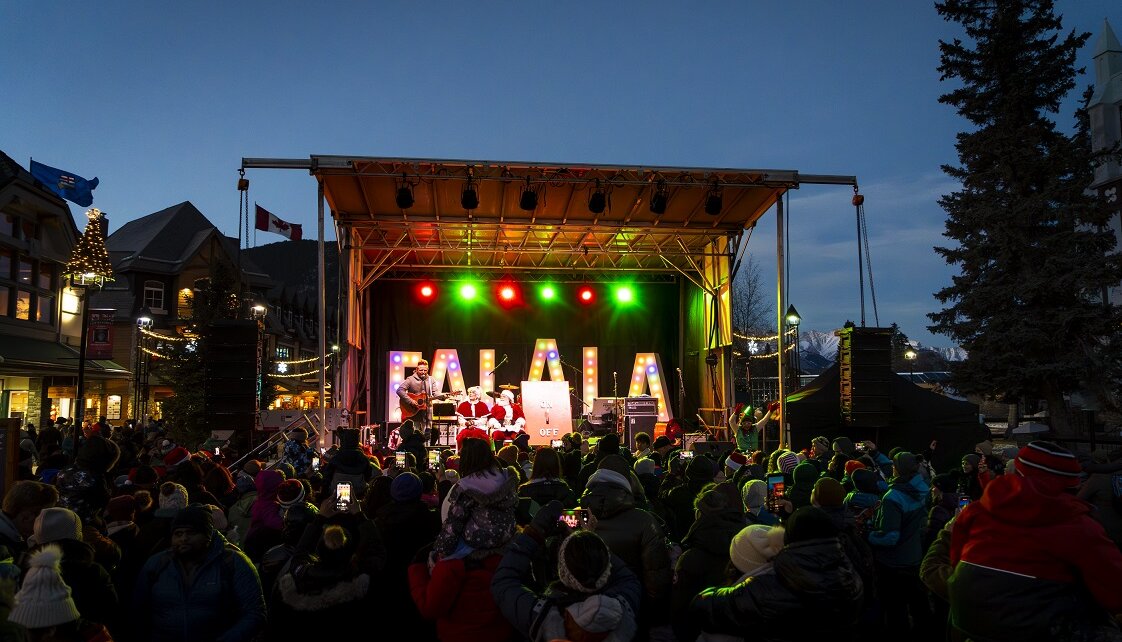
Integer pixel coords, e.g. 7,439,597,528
626,415,657,449
691,440,736,461
204,321,259,440
838,326,893,428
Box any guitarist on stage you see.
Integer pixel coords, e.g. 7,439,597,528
396,359,442,446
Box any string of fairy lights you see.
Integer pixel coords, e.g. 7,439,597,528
730,327,799,359
138,327,323,368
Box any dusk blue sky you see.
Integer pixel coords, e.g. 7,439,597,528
3,2,1115,348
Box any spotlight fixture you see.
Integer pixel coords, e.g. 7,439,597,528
588,179,606,214
704,179,723,216
519,177,537,211
395,173,414,210
461,169,479,210
649,179,669,215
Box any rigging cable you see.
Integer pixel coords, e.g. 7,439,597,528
851,187,879,326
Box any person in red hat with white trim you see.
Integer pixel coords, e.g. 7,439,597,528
948,441,1122,638
488,390,526,445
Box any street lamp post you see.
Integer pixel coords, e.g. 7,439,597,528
904,347,918,383
133,307,153,424
785,304,801,391
250,304,267,452
64,209,114,456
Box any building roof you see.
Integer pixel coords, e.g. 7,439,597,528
106,201,271,282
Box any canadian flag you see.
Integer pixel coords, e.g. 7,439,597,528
255,204,303,241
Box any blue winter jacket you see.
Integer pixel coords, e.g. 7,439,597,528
132,533,266,642
867,474,929,568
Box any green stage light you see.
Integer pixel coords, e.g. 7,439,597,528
540,285,556,301
615,286,634,304
459,283,478,300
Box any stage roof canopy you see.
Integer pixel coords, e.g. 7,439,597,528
243,155,856,286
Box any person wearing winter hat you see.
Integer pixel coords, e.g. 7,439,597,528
0,481,58,557
661,455,719,541
775,450,800,476
729,523,784,577
724,451,748,477
488,389,527,444
867,451,932,635
810,477,847,509
948,441,1122,641
493,501,640,642
163,445,192,469
740,479,778,526
411,436,518,642
579,449,674,638
670,481,747,641
692,506,862,639
957,453,985,500
844,459,866,476
134,503,266,642
390,471,423,502
8,544,113,639
25,506,119,635
27,507,83,548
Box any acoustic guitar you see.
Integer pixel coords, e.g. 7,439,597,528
399,391,458,420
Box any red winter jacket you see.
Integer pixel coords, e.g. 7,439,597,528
950,473,1122,616
408,554,514,642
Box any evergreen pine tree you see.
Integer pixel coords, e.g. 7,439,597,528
930,0,1122,435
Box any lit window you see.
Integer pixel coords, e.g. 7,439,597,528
15,291,30,320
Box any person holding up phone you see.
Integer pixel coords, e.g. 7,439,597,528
492,500,641,642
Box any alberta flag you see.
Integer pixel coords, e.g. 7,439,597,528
29,160,99,207
255,204,303,241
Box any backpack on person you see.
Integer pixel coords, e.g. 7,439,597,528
852,500,881,537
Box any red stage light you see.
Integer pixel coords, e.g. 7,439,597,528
500,286,515,301
578,286,594,303
417,283,436,302
421,285,434,298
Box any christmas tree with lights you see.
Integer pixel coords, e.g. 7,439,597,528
66,208,114,286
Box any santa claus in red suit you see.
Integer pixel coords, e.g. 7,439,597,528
488,389,526,444
456,386,491,429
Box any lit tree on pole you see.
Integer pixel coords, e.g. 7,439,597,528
930,0,1122,435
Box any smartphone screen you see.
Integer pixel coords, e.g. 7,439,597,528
766,474,786,507
395,452,407,468
335,482,352,511
558,508,589,529
428,450,440,466
957,495,971,513
311,456,320,469
680,450,695,460
214,447,220,456
551,439,563,448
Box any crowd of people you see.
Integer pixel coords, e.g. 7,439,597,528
1,407,1121,641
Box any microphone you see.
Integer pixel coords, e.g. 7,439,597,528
676,367,682,374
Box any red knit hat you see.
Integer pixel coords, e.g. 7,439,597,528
844,460,866,476
163,447,191,468
1016,441,1082,492
725,451,748,471
456,427,490,451
275,479,305,508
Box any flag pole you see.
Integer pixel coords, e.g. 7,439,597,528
318,180,327,446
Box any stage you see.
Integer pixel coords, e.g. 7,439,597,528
241,155,858,448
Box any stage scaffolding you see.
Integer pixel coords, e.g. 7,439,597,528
241,155,856,445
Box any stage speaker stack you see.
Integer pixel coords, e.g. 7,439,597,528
204,321,259,451
838,326,893,428
624,397,658,447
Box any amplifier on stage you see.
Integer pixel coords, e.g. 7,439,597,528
624,397,658,417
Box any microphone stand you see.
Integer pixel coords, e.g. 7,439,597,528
488,355,509,376
559,357,591,420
